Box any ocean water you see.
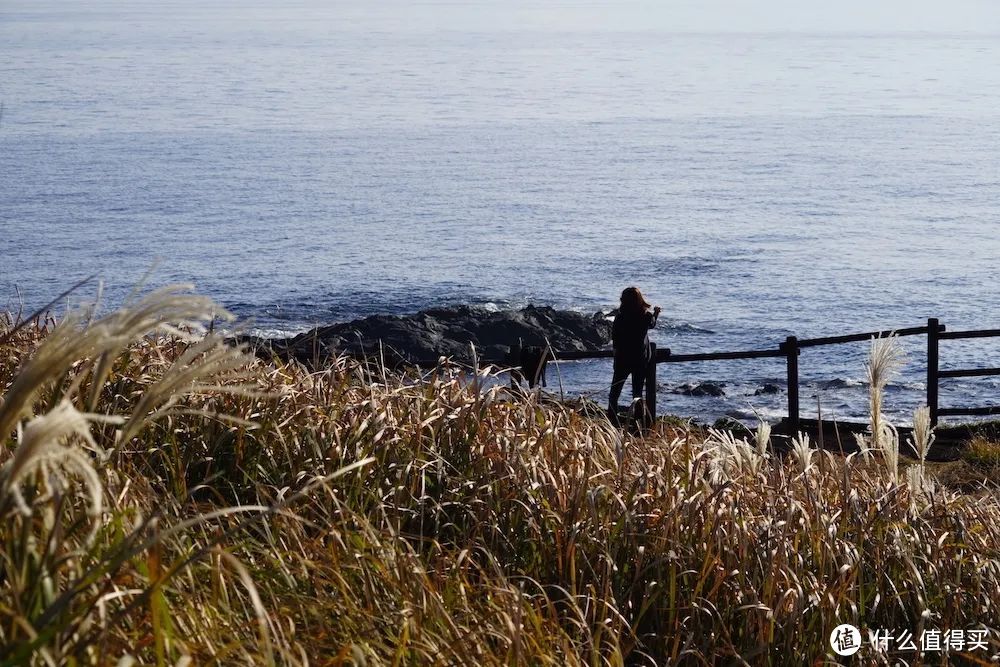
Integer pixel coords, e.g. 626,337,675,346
3,2,1000,423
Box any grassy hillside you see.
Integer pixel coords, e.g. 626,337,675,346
1,289,998,665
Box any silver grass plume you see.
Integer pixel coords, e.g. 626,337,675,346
790,432,814,475
0,286,254,529
906,405,936,500
755,420,772,457
0,285,234,442
706,428,763,480
865,334,904,481
0,285,254,458
909,405,935,464
865,334,904,454
879,421,901,484
0,401,117,538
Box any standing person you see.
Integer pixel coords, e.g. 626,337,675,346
608,287,660,416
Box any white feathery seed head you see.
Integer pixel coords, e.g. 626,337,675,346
0,401,112,533
790,432,813,475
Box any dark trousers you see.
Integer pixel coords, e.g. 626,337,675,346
609,356,647,410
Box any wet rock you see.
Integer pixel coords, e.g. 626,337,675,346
675,382,727,397
755,383,782,395
239,304,612,366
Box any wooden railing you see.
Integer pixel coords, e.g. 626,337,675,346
549,318,1000,430
935,324,1000,419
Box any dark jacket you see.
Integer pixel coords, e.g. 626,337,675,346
612,309,657,364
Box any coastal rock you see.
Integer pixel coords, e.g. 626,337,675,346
675,382,727,397
242,305,612,366
754,383,782,395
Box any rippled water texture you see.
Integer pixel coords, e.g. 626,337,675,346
3,2,1000,421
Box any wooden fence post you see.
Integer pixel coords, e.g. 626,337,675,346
783,336,800,435
927,318,940,427
645,343,657,424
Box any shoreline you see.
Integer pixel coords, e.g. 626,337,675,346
233,304,1000,429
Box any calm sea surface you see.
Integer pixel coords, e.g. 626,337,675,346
3,2,1000,422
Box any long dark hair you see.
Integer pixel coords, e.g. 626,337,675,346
620,286,651,314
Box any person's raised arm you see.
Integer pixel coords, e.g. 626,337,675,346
648,306,661,329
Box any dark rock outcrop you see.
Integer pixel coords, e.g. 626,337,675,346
674,382,727,397
242,305,612,367
755,383,782,395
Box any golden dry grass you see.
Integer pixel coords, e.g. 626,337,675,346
1,292,999,665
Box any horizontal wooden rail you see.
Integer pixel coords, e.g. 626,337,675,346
659,348,786,363
502,316,1000,430
940,328,1000,340
549,349,615,360
937,406,1000,417
552,348,787,363
796,324,939,349
939,367,1000,379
